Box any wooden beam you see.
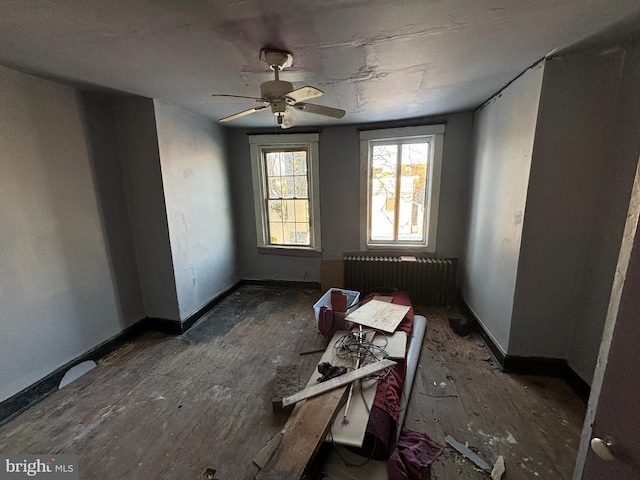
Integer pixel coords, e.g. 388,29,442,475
255,386,348,480
282,359,396,407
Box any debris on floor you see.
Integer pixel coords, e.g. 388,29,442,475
272,365,299,413
445,434,492,472
491,455,506,479
202,467,218,479
448,317,473,337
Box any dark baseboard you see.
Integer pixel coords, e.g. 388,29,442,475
459,298,591,404
0,318,148,427
180,281,244,331
143,316,183,335
0,281,247,427
241,278,321,290
563,366,592,403
0,280,321,426
502,355,591,403
457,299,505,364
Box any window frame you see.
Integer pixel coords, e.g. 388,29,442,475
359,125,444,252
249,133,321,252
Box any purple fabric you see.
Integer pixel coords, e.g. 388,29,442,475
387,428,444,480
347,406,396,460
318,306,334,340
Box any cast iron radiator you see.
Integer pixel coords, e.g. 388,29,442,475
343,254,458,306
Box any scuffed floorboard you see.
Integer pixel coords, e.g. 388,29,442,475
0,288,586,479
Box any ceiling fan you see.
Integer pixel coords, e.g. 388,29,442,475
212,48,345,129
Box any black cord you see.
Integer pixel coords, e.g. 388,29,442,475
333,331,389,365
328,421,378,468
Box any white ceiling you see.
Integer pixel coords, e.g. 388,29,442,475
1,0,639,128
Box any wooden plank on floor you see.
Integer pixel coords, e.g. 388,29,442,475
283,359,396,407
255,387,348,480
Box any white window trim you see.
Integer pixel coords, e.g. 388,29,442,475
249,133,321,252
359,125,444,252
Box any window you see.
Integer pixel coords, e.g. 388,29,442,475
249,134,321,251
360,125,444,251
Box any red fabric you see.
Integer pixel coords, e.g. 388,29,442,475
346,291,415,460
372,291,414,422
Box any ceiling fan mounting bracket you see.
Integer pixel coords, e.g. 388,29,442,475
260,48,293,71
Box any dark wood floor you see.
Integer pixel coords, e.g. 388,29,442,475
0,286,586,479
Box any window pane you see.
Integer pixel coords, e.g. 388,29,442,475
282,176,295,198
293,222,310,245
261,145,315,247
269,222,284,244
370,144,397,241
267,176,282,198
268,199,285,223
281,153,293,175
266,153,281,176
293,151,307,175
293,199,309,222
294,176,308,198
398,143,429,241
267,199,310,246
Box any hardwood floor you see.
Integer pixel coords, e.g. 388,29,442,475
408,307,586,479
0,286,586,479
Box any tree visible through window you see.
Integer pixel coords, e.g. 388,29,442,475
264,149,310,246
370,142,429,242
360,125,444,251
249,134,321,251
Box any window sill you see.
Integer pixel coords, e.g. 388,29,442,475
363,245,435,255
257,246,323,258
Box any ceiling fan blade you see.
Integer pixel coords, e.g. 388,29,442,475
285,86,324,104
220,105,268,123
212,94,266,102
294,103,345,119
280,110,295,129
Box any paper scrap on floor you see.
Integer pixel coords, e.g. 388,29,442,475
345,299,410,333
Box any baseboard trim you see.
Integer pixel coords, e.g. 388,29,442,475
503,355,590,403
457,299,505,364
241,279,321,290
0,282,246,427
0,281,320,426
0,318,148,427
459,298,590,403
180,281,244,331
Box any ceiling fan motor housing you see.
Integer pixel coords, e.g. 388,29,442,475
260,80,294,100
261,80,293,116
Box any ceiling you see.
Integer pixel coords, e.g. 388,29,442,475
1,0,639,129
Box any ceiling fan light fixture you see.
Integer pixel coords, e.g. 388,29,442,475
270,98,287,115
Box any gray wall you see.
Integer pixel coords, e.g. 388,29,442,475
80,93,145,323
510,49,629,364
0,66,140,402
462,64,544,353
463,42,640,384
112,97,181,321
567,43,640,382
226,113,473,282
154,101,239,319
